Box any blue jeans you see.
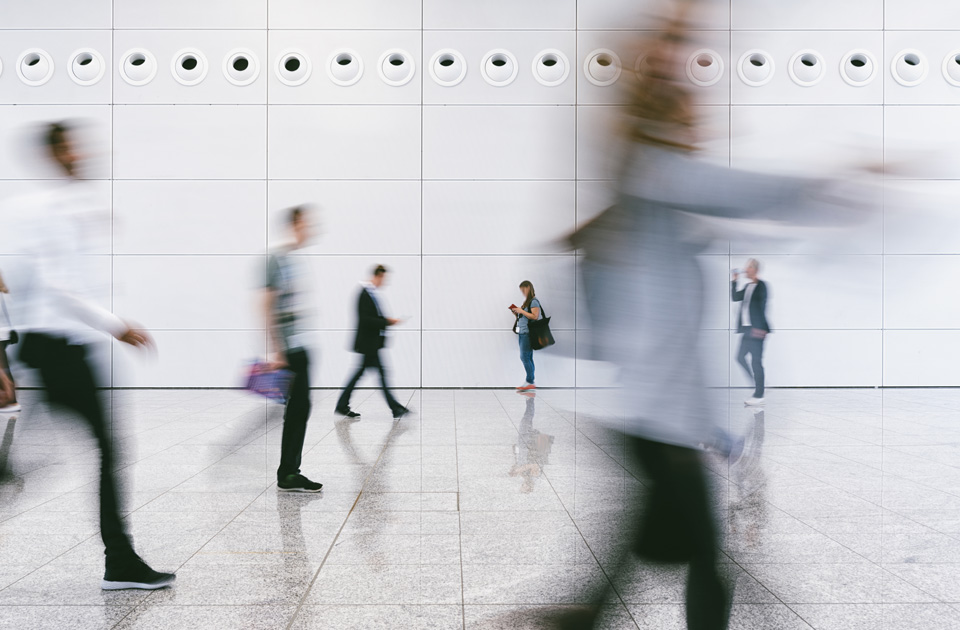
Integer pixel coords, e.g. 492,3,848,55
518,333,535,384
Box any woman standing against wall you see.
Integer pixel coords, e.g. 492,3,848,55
512,280,542,391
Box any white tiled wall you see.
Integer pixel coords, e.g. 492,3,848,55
2,1,959,388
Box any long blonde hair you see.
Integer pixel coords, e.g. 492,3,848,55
622,17,698,152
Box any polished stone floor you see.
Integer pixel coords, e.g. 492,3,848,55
1,387,959,629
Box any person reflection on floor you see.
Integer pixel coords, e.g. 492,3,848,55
508,391,555,494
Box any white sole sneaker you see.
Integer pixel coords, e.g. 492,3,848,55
101,576,175,590
0,404,20,414
744,397,765,406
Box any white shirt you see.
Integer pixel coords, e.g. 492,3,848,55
741,282,757,328
361,281,383,316
0,182,124,343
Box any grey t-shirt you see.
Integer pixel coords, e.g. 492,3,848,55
265,252,305,351
517,298,542,334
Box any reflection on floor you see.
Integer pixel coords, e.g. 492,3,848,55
1,388,959,629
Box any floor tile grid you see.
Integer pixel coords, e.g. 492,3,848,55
0,395,284,592
718,393,957,623
0,391,336,624
528,390,957,627
0,390,249,524
280,393,424,630
490,390,644,629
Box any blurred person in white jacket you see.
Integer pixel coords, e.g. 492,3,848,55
0,122,175,590
0,270,18,414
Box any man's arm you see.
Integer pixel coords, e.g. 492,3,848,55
731,280,745,302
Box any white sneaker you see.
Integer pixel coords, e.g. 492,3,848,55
744,397,765,407
0,403,20,414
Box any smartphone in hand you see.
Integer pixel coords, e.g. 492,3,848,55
509,304,518,311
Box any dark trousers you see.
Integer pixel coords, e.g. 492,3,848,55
737,333,765,398
278,347,311,481
575,436,729,630
19,333,136,569
336,349,401,413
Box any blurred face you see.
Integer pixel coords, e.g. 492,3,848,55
746,262,758,281
51,136,82,177
292,215,311,247
372,273,386,288
520,285,530,298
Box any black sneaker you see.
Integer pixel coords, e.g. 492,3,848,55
277,474,323,493
392,406,409,420
335,407,360,418
102,557,176,591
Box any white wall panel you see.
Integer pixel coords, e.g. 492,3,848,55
732,330,882,387
113,331,264,388
0,105,111,180
422,31,576,105
884,256,960,330
578,0,730,30
4,4,959,389
885,182,960,255
114,181,266,255
884,32,960,105
885,107,960,180
113,255,261,331
113,105,266,179
269,0,422,30
268,105,420,180
731,31,884,105
115,0,266,29
424,0,575,30
422,181,575,254
885,2,960,30
730,106,883,176
267,31,421,105
0,1,111,29
0,31,112,105
113,30,267,104
422,331,575,388
306,255,421,331
422,255,575,331
731,0,882,30
884,331,960,387
315,329,420,390
423,105,575,180
733,255,883,330
268,181,420,254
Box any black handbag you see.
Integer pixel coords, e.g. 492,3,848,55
528,303,555,351
0,294,16,345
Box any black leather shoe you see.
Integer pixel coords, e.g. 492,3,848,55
335,407,360,418
392,406,409,420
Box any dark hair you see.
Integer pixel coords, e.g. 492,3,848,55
288,205,306,226
519,280,536,311
43,121,79,176
44,121,71,149
373,264,388,277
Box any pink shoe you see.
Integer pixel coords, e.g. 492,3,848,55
516,384,537,391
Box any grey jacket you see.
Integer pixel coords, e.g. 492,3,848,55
587,146,864,448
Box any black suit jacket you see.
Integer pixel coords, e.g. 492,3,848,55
354,287,388,354
732,279,770,333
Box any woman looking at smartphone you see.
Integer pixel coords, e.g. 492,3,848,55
511,280,542,391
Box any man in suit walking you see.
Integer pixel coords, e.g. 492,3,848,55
335,265,409,420
732,258,770,406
